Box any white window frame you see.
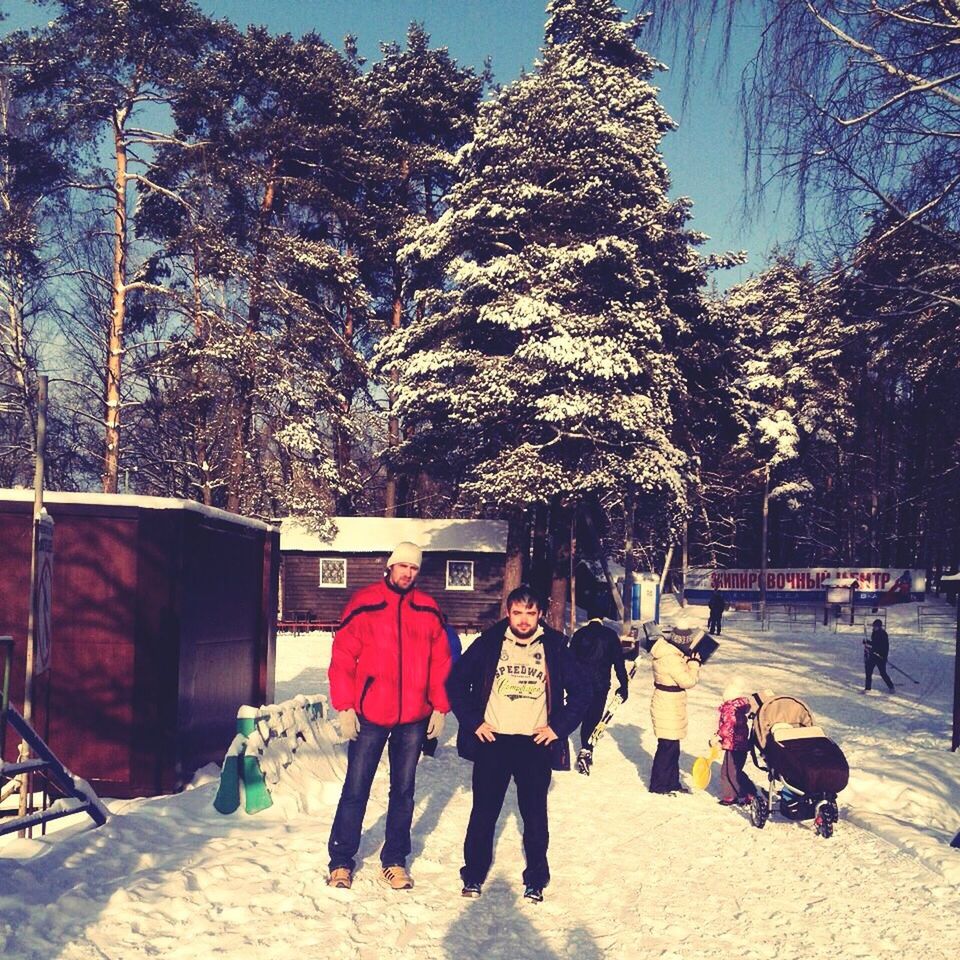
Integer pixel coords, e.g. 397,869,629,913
319,556,347,588
446,559,475,591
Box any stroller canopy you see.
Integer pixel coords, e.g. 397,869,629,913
754,696,815,748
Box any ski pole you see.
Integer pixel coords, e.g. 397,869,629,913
886,660,919,684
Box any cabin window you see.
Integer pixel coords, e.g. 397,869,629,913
319,557,347,588
446,559,475,591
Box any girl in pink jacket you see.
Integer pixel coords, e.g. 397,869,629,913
713,679,757,805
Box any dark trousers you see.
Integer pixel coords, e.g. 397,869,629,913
649,738,681,793
328,716,429,871
865,656,894,691
708,611,723,633
718,749,755,801
579,683,609,750
461,734,552,888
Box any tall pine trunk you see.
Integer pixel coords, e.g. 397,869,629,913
622,493,635,629
530,501,550,600
227,166,277,513
500,510,528,615
191,240,213,506
103,106,129,494
547,498,570,632
383,285,403,517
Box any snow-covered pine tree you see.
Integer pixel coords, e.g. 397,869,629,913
363,23,488,518
136,26,376,522
378,0,713,621
724,257,847,571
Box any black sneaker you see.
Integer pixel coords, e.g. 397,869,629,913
461,881,482,898
523,885,544,903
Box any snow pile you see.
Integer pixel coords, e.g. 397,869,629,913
213,694,346,819
248,694,346,816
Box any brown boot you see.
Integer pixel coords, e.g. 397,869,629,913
380,864,414,890
327,866,352,889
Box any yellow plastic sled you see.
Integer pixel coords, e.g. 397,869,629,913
691,743,721,790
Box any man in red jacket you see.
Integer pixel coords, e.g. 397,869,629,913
326,541,451,891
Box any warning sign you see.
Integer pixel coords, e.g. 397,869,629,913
35,513,54,674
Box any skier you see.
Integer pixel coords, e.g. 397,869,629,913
863,618,895,693
446,585,589,903
326,541,451,891
707,589,727,634
648,618,702,794
568,608,629,775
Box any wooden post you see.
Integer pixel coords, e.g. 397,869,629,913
944,572,960,751
954,599,960,752
19,374,48,830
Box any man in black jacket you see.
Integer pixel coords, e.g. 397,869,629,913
569,610,629,774
446,585,589,903
707,590,727,634
863,619,895,692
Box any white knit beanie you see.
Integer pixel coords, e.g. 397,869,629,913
386,541,422,568
723,677,746,702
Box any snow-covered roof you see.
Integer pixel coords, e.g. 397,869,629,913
0,488,277,533
280,517,508,554
822,577,859,587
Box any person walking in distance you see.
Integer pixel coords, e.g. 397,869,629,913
326,542,451,891
707,589,727,634
863,618,895,693
446,586,589,903
568,608,630,775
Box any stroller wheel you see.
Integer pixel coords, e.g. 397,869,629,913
750,792,769,829
814,799,838,839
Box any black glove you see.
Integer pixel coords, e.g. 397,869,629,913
617,685,628,702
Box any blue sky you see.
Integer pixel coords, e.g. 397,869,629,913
3,0,790,287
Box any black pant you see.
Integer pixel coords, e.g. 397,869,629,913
579,683,609,749
461,734,552,888
649,738,681,793
708,611,723,633
865,656,894,691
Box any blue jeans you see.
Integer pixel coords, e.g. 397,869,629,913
327,716,429,871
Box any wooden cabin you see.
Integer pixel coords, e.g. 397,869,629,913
279,517,509,630
0,491,279,798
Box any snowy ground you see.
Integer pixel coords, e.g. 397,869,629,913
2,598,959,960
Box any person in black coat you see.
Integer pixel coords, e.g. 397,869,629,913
863,619,894,692
707,590,727,634
568,611,629,772
445,585,590,902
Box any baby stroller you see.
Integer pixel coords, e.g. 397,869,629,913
749,695,849,839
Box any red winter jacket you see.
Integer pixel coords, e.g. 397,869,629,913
328,577,451,726
717,696,752,751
